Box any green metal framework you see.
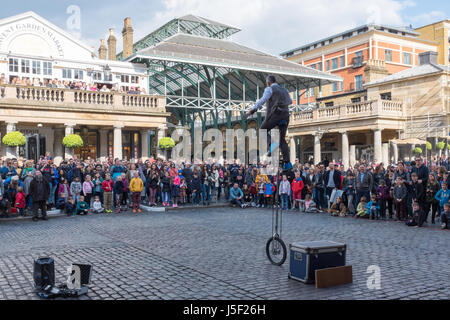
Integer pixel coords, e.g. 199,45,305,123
117,15,240,61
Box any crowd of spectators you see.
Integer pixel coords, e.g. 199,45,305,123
0,73,146,95
0,153,450,230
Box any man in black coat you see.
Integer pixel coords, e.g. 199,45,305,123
182,163,193,203
323,163,342,206
29,171,50,221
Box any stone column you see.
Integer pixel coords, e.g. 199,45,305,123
382,143,389,165
373,129,382,164
113,125,123,160
53,128,65,163
157,125,167,160
314,133,321,164
99,129,109,160
349,145,356,167
341,131,349,168
64,123,75,160
392,142,399,164
290,136,296,164
6,122,18,159
141,129,150,160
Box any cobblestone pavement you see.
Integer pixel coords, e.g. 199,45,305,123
0,207,449,300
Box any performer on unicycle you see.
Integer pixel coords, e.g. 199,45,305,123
246,75,293,171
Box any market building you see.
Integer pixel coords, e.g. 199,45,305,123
0,11,169,162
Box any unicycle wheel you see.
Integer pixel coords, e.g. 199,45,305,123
266,236,287,266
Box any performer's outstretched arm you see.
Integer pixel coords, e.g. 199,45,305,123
246,86,273,117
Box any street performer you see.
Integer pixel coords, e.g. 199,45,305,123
246,75,293,170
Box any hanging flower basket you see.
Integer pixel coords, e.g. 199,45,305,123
437,141,445,150
158,137,175,150
2,131,26,147
63,134,84,148
426,142,432,151
413,147,422,155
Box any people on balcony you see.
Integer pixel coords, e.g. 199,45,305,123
1,76,146,95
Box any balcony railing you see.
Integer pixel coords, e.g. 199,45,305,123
0,85,166,114
290,99,404,125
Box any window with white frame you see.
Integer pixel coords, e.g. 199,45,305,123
32,60,41,75
74,69,84,80
385,49,392,62
62,68,72,79
340,56,345,68
92,72,102,81
43,62,52,76
9,58,19,72
121,75,130,83
403,52,411,65
332,58,338,70
21,59,30,73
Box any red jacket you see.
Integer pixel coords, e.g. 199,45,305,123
102,179,114,192
292,178,304,193
15,191,26,209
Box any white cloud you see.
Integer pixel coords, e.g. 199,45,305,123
145,0,411,55
406,10,447,25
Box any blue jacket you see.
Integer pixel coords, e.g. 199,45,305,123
435,189,450,208
229,187,243,201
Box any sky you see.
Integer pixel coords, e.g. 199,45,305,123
1,0,449,56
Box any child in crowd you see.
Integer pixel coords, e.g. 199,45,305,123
249,183,258,207
90,196,104,214
304,194,318,213
278,175,291,211
56,193,67,212
148,173,159,206
114,176,125,213
76,195,89,215
82,175,94,206
257,179,266,208
291,172,304,210
264,181,274,208
367,194,380,220
70,176,82,203
406,201,426,228
92,172,104,205
435,182,450,214
120,173,129,208
343,172,356,215
356,197,368,218
171,174,180,208
161,171,171,207
58,179,71,204
14,187,26,217
243,184,252,206
65,196,77,216
179,178,187,205
441,202,450,230
329,196,347,217
102,173,114,213
130,171,144,213
376,179,389,220
393,177,407,221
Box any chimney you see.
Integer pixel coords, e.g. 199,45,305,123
419,51,438,66
107,28,117,61
122,17,134,59
98,39,107,60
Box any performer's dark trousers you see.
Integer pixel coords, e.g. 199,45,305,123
33,200,47,218
261,115,290,163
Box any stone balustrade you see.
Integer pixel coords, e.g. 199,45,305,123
290,99,405,125
0,85,166,114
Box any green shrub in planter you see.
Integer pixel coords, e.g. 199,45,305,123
158,137,175,150
426,141,432,151
2,131,26,147
437,141,445,150
413,147,422,155
62,134,84,148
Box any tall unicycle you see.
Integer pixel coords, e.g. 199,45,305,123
266,166,287,266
